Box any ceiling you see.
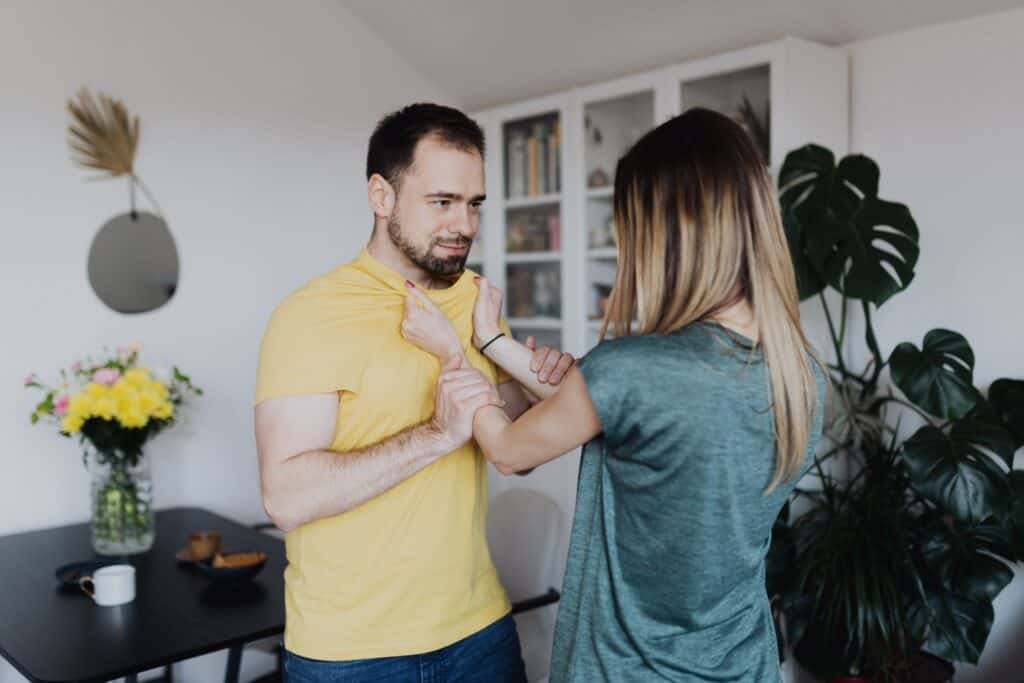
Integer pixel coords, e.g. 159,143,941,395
340,0,1024,110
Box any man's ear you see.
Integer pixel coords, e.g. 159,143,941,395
368,173,396,218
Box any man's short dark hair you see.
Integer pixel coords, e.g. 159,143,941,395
366,103,485,190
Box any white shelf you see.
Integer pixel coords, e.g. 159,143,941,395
586,187,613,199
508,317,562,330
504,193,561,210
587,248,617,260
506,251,562,264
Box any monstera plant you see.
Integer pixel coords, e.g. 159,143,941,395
767,144,1024,682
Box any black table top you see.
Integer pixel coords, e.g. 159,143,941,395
0,507,285,683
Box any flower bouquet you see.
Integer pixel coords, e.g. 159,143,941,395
25,344,201,555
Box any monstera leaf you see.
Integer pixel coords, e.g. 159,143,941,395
921,518,1015,603
903,420,1013,523
890,329,982,420
1010,471,1024,561
778,145,919,305
989,379,1024,445
907,587,993,664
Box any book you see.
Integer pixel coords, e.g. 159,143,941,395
548,213,561,251
507,131,527,198
527,136,537,196
548,121,560,193
534,122,548,196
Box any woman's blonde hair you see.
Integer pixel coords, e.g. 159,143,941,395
604,107,822,493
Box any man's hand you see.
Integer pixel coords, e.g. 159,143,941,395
430,355,505,450
525,336,575,386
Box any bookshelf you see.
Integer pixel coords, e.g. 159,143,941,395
473,37,847,355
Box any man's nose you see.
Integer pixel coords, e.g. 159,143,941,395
450,204,477,238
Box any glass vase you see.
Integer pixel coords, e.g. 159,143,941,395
88,448,155,555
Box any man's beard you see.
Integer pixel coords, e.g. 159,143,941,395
387,216,470,277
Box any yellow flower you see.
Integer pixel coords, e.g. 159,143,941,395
148,380,169,399
112,380,137,401
85,383,108,399
153,401,174,420
115,396,136,419
61,413,85,434
138,390,160,415
124,368,151,387
68,393,93,417
118,407,148,429
92,397,116,421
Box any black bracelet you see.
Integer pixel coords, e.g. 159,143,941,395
478,332,506,353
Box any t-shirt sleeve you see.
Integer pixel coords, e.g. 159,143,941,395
578,339,639,448
254,295,363,405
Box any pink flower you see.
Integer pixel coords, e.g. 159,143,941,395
55,394,70,416
23,374,37,387
71,361,82,372
92,368,121,385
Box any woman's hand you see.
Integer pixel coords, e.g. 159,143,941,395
472,276,504,348
402,282,463,363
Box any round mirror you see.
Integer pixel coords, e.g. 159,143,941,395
87,211,179,314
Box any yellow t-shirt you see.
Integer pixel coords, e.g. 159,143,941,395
255,248,512,660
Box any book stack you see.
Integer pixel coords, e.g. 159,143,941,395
506,119,560,199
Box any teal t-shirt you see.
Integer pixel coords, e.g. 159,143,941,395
550,322,825,682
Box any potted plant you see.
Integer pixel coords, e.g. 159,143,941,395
767,144,1024,682
25,344,201,555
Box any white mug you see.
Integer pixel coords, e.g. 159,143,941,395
79,564,136,606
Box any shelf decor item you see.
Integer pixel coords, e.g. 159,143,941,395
25,345,202,555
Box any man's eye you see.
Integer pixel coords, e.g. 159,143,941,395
432,200,451,208
470,202,483,211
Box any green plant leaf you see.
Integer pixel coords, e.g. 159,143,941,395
952,407,1018,469
989,378,1024,446
921,522,1014,603
908,589,993,664
778,144,836,215
903,424,1010,523
779,145,835,301
778,146,917,306
1010,471,1024,560
804,197,919,306
890,329,981,419
783,209,827,300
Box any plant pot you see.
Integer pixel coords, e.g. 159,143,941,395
899,651,954,683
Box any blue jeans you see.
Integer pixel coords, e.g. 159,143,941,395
283,614,527,682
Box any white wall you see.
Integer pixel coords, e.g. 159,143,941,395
835,8,1024,682
0,1,453,680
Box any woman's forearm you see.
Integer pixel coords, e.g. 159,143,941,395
472,405,519,473
471,366,603,476
477,335,559,401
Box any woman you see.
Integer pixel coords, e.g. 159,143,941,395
402,107,826,682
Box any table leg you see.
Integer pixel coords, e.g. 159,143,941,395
224,644,243,683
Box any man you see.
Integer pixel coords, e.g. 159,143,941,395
255,103,574,681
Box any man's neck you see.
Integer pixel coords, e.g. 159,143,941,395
366,233,450,290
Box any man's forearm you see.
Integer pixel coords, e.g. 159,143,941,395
262,421,456,532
